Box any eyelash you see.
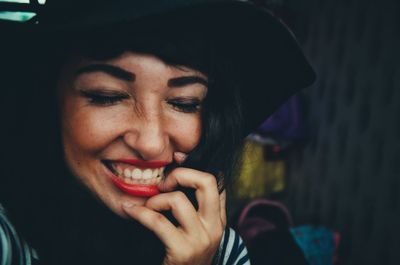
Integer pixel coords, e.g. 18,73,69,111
167,99,202,113
80,91,129,106
80,90,202,113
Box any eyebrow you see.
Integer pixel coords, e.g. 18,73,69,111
75,63,207,87
168,76,208,88
75,64,135,82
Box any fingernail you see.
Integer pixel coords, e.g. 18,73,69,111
122,202,135,208
173,152,187,164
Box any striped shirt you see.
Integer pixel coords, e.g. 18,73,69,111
0,205,38,265
1,204,249,265
215,227,251,265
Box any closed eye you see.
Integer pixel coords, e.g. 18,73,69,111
79,89,130,106
167,98,202,113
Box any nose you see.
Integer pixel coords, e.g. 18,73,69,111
123,114,169,160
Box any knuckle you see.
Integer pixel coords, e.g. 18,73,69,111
145,197,156,207
170,167,185,176
172,191,187,205
202,174,217,187
152,212,167,226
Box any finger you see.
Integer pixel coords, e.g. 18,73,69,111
158,168,220,224
122,203,181,246
145,191,202,233
219,190,227,226
173,151,187,165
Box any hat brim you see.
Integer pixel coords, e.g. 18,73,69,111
5,1,316,135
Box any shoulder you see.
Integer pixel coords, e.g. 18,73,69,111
0,203,39,265
0,203,14,265
217,227,251,265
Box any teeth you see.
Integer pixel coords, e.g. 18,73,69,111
149,177,157,185
124,168,131,178
152,168,159,178
108,162,165,185
143,169,152,179
132,168,142,179
125,177,134,184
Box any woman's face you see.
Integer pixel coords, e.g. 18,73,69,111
59,52,207,217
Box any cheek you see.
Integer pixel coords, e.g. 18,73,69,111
167,114,202,152
61,103,122,157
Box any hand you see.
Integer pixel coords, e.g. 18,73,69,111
122,155,226,265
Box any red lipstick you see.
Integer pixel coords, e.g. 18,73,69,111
110,174,159,197
105,159,169,197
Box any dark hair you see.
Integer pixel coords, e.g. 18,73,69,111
56,18,245,192
0,16,245,265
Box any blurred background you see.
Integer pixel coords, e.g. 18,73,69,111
1,0,399,264
231,0,400,265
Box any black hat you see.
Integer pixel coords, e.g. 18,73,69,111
1,0,315,135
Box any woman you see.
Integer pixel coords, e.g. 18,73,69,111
0,0,315,264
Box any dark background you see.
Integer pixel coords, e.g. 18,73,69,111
259,0,400,264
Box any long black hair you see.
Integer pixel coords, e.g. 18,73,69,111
0,15,245,265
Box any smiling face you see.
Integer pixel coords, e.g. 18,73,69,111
59,52,207,217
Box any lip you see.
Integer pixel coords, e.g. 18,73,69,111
103,159,165,197
110,174,160,197
112,159,170,169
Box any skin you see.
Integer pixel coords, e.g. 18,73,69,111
59,52,226,265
